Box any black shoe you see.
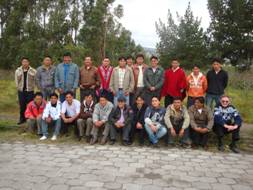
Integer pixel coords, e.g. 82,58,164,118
109,140,116,145
218,145,225,152
229,144,240,154
151,143,160,148
122,140,131,146
17,120,25,125
78,136,83,141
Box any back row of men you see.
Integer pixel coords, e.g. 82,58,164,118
15,52,242,153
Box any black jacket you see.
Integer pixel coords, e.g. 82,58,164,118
132,103,148,126
109,106,133,126
206,69,228,95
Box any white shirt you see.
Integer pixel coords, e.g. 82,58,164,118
137,65,144,87
61,99,81,117
42,101,61,120
118,68,126,88
198,109,203,114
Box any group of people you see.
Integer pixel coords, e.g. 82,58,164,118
14,52,242,153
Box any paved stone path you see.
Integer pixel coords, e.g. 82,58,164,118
0,142,253,190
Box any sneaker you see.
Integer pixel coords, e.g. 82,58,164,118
40,136,47,140
218,144,225,152
51,135,57,141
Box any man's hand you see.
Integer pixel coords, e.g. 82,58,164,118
95,121,104,127
170,127,176,137
124,92,129,96
150,87,155,91
115,122,124,128
90,85,96,89
179,128,184,137
46,117,52,123
194,127,201,132
150,124,157,132
136,122,143,129
200,128,209,134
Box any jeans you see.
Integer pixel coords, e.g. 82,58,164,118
18,91,34,122
205,93,221,109
27,117,42,134
144,124,167,144
41,88,55,100
41,119,61,137
114,90,129,106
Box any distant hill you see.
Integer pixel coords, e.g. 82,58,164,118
143,47,156,57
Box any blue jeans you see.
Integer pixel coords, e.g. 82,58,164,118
114,90,129,105
42,119,61,137
144,124,167,144
205,93,221,109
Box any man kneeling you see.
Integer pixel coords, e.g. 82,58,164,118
109,96,133,146
40,93,61,141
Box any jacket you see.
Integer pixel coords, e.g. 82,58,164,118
206,69,228,95
36,65,56,90
109,66,135,94
109,105,133,126
164,104,190,129
144,106,166,127
42,101,61,120
143,66,164,91
188,105,213,131
79,100,95,120
161,67,187,98
214,104,242,126
25,100,47,119
15,66,37,92
79,66,100,88
132,103,148,126
54,63,79,91
92,101,114,123
132,63,148,88
186,72,207,97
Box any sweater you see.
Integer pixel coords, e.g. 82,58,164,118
79,100,95,120
206,69,228,95
186,72,207,97
144,106,166,127
92,101,114,123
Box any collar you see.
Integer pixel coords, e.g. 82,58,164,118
172,67,180,72
83,100,94,107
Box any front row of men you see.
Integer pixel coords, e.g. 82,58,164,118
25,91,242,153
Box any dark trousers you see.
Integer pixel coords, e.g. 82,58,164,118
213,123,240,145
129,122,146,144
187,96,195,108
167,123,190,145
80,88,97,103
18,91,34,122
99,89,113,103
110,124,131,141
190,128,209,146
164,95,174,108
61,118,78,136
144,88,161,106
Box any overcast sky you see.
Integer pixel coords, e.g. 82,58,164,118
115,0,211,48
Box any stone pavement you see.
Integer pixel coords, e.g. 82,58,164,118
0,142,253,190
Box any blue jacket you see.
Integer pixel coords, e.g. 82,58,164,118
54,63,79,92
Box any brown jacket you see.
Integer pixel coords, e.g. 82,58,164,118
132,63,148,88
188,105,214,131
79,100,95,120
79,66,100,88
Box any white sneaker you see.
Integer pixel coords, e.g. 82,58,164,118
51,135,57,141
40,136,47,140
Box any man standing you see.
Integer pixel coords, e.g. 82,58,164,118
186,65,207,108
79,56,100,102
97,57,114,102
15,57,36,125
132,54,148,100
109,56,134,105
25,92,46,135
161,58,187,108
36,56,56,100
143,56,164,105
213,95,242,153
126,55,134,68
55,52,79,102
206,58,228,108
90,95,114,145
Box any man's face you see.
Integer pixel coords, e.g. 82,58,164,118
50,96,58,105
151,98,160,108
119,59,126,67
171,60,179,69
173,100,182,110
151,58,158,68
84,57,92,67
136,57,144,65
193,67,200,75
85,95,93,104
213,62,221,71
63,56,72,64
99,97,107,107
102,58,110,67
34,96,43,105
220,97,230,108
127,58,133,66
136,97,144,107
194,100,203,109
21,59,29,68
65,94,73,104
43,57,52,67
118,101,125,109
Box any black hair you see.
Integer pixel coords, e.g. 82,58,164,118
194,97,205,104
50,93,58,99
99,94,108,100
63,52,72,57
171,57,179,62
212,57,222,64
151,96,160,101
103,56,110,60
136,54,144,60
44,55,52,59
84,92,93,98
65,91,74,97
34,92,43,98
135,95,145,101
173,97,182,102
193,64,200,69
127,55,134,60
150,55,158,61
118,56,126,61
21,57,29,62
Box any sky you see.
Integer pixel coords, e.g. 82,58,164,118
115,0,211,48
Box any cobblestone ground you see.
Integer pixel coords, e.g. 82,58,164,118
0,142,253,190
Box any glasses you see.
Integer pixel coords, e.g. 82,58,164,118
221,100,229,103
